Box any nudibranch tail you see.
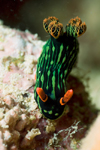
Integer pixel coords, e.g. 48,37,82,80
36,87,48,102
60,89,73,105
66,16,86,37
43,16,63,39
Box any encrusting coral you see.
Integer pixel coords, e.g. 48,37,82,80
0,19,98,150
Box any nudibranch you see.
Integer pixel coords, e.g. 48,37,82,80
34,16,86,120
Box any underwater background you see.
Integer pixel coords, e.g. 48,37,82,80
0,0,100,66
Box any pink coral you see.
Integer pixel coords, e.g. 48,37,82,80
80,115,100,150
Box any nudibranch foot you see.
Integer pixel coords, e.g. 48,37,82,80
60,89,73,105
43,16,63,39
66,16,86,37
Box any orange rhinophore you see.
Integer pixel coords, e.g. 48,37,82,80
36,87,48,102
60,89,73,105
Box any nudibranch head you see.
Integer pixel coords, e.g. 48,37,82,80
34,16,86,120
36,88,73,120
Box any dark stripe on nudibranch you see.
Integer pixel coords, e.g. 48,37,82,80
34,16,86,120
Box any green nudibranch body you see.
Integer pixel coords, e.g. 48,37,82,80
34,16,86,120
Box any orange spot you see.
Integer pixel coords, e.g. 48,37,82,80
60,89,73,105
36,87,48,102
